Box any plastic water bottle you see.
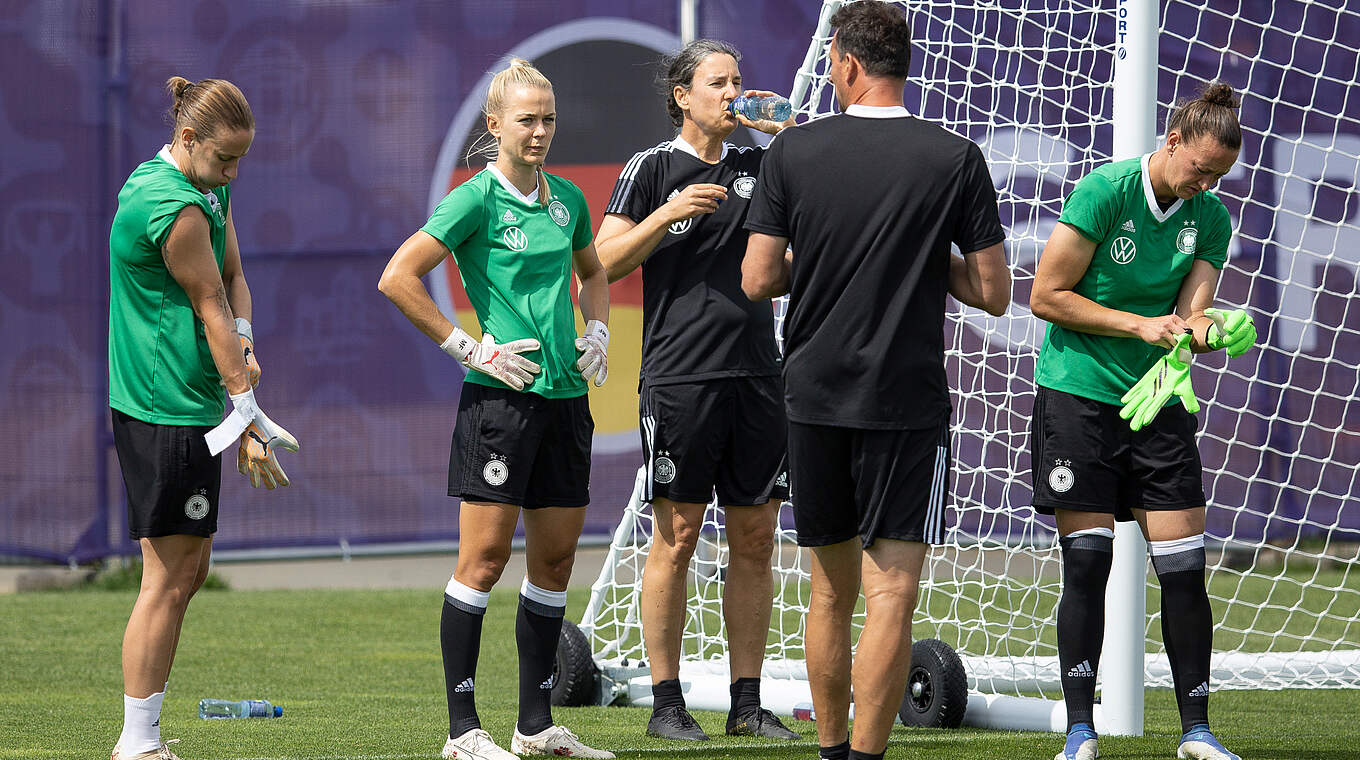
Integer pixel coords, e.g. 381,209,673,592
198,698,283,719
730,95,793,122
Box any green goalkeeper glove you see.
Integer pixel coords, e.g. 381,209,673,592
1120,333,1198,431
1205,307,1257,358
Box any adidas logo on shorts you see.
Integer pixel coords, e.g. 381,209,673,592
454,677,475,693
1188,681,1210,697
1122,219,1136,233
1067,659,1095,678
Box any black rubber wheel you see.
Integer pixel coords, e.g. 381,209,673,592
551,619,599,706
898,638,968,728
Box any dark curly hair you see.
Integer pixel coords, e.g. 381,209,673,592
1166,81,1242,150
829,1,912,79
658,39,741,128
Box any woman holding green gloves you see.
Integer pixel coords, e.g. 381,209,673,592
1027,80,1256,760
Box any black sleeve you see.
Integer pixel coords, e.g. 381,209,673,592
605,149,659,223
744,135,789,237
952,141,1006,253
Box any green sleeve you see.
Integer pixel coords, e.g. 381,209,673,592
570,184,593,251
1057,171,1119,244
1195,196,1232,270
146,193,201,249
421,182,485,252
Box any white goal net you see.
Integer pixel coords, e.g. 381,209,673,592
580,0,1360,729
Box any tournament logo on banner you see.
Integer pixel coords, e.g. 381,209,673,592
426,19,682,454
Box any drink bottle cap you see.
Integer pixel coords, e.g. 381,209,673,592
274,705,283,717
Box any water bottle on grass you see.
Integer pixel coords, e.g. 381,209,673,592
198,698,283,719
730,94,792,122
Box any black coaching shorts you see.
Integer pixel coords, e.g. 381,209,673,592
787,419,951,548
1029,386,1206,520
449,384,593,509
111,408,221,540
639,377,789,506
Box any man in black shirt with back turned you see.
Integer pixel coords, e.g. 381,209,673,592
742,3,1010,759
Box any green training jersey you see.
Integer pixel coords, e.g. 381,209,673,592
1035,154,1232,405
422,166,594,398
108,147,231,425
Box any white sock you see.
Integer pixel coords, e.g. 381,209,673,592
119,691,165,754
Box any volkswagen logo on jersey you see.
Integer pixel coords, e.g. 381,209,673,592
733,176,756,199
1177,226,1198,255
548,199,571,226
203,191,224,224
1109,236,1136,264
665,189,693,235
503,226,529,252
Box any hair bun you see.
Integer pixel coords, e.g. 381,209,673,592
1201,81,1240,109
508,57,532,68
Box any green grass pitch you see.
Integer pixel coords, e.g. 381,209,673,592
3,586,1358,759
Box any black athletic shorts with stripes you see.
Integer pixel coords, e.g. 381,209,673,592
1029,385,1206,520
639,376,789,506
111,408,221,539
449,383,593,509
787,418,951,548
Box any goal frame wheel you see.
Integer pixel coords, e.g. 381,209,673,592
898,638,968,729
551,619,599,706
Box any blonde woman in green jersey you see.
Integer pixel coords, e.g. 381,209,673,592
108,77,298,760
1030,82,1257,760
380,59,612,760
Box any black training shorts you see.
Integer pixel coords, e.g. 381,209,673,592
787,419,950,548
1029,385,1206,520
449,384,593,509
639,377,789,506
111,408,221,539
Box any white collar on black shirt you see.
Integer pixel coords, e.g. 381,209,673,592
1140,153,1184,223
672,135,729,162
844,104,910,118
485,163,540,204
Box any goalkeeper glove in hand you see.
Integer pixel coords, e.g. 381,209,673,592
203,388,300,488
1120,333,1199,432
1205,307,1257,358
442,326,541,391
575,319,609,387
236,317,261,388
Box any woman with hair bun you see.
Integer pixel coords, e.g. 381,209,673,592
1028,81,1257,760
379,58,612,760
109,76,298,760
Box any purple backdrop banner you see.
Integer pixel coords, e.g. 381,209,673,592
0,0,1355,563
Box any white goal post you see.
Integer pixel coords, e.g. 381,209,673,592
572,0,1360,737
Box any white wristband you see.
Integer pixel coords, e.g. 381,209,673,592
235,317,253,343
205,389,260,455
439,326,477,364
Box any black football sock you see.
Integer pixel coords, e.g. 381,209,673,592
442,578,489,739
1151,537,1212,733
819,739,850,760
848,749,885,760
1057,530,1114,730
652,678,685,713
728,676,761,721
516,579,567,736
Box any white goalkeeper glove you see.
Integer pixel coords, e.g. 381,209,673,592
204,388,300,489
442,326,541,391
236,317,261,388
575,319,609,387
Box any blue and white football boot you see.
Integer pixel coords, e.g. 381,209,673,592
1177,724,1241,760
1055,722,1098,760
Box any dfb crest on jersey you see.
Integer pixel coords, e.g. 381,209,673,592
654,455,676,484
1177,226,1198,255
483,457,509,486
184,491,210,520
733,176,756,199
1109,236,1136,264
1048,459,1075,493
548,199,571,227
665,189,692,235
503,226,529,252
